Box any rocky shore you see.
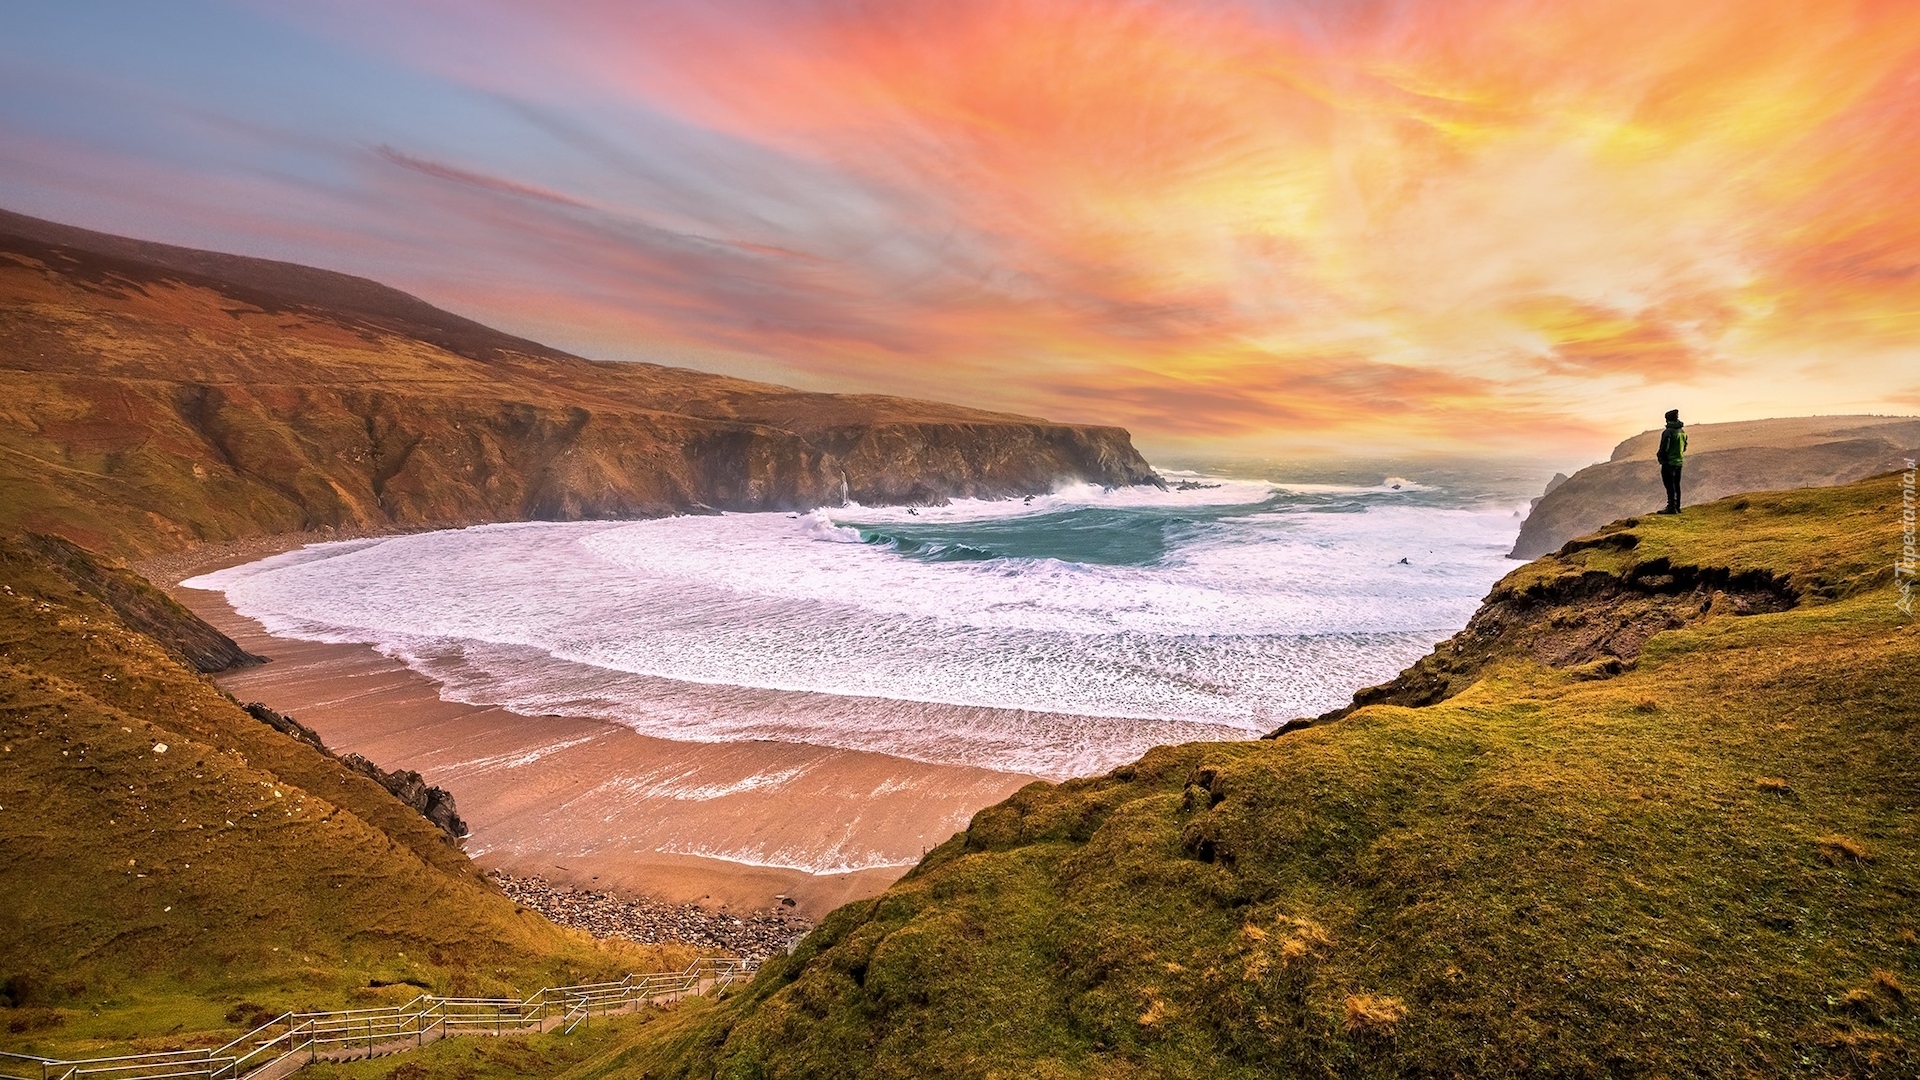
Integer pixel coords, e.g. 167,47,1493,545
489,871,812,960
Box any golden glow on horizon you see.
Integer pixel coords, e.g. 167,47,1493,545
419,0,1914,453
34,0,1916,455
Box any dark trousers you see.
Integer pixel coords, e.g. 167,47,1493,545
1661,463,1683,511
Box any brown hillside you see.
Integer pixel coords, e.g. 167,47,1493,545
0,211,1158,556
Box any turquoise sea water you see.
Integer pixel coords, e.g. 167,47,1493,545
187,463,1548,779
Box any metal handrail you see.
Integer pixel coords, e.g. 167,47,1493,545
560,1000,590,1036
7,957,758,1080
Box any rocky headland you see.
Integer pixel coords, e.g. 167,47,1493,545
622,474,1920,1079
1511,414,1919,558
0,208,1159,557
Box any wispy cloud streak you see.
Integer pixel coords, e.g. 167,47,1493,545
5,0,1917,454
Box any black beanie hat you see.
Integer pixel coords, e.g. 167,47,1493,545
1665,409,1680,422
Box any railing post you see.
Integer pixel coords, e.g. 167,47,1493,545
4,957,764,1080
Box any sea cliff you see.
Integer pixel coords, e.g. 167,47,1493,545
0,209,1159,556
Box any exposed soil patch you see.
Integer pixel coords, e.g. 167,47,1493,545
1313,538,1798,721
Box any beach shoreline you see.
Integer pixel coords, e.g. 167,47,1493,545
142,536,1041,919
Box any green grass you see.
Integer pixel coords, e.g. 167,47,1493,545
599,475,1920,1078
279,997,737,1080
6,470,1916,1076
0,536,693,1059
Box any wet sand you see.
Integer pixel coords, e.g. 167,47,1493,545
149,541,1041,918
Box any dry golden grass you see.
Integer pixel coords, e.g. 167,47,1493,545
1818,834,1873,864
1841,971,1909,1021
1755,775,1792,793
1274,916,1332,967
1342,995,1408,1036
1136,991,1170,1028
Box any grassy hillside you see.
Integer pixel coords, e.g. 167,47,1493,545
0,534,687,1058
0,211,1157,557
588,475,1917,1078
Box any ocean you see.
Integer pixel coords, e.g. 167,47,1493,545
185,464,1545,779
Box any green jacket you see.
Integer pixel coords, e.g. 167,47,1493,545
1657,421,1687,466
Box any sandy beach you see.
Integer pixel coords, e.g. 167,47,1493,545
147,539,1041,919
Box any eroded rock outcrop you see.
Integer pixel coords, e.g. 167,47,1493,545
338,754,468,843
242,701,467,843
1314,529,1797,723
1511,415,1919,559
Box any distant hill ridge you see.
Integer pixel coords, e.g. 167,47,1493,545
0,208,573,367
1511,414,1919,558
0,209,1160,556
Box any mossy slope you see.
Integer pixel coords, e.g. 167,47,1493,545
0,536,683,1056
628,476,1919,1079
10,532,262,673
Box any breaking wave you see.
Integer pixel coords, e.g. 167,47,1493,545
186,472,1530,777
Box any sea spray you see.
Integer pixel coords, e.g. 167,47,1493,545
187,474,1531,777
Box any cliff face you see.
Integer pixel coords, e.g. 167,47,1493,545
1322,526,1796,722
12,531,262,673
1510,415,1919,559
0,210,1159,555
799,421,1161,504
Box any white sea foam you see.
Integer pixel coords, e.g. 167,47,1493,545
438,734,606,774
186,475,1527,777
653,837,929,876
622,765,812,802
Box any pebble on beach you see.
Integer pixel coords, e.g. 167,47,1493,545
489,871,811,961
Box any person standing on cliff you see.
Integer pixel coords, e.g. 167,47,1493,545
1656,409,1688,514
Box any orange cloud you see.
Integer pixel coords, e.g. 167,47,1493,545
66,0,1920,455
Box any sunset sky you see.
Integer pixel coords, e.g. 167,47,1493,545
4,0,1918,459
